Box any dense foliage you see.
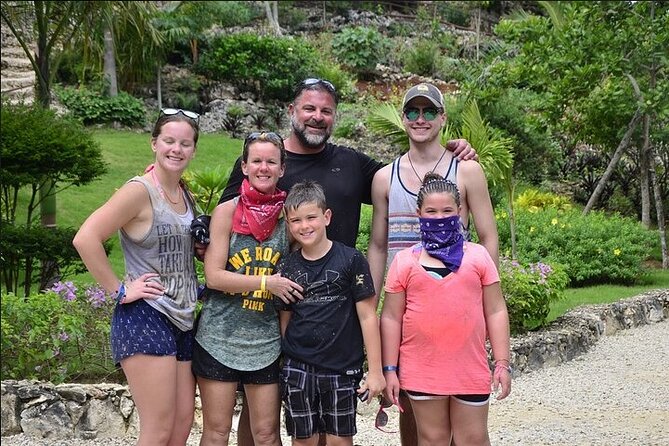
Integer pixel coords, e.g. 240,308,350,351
196,33,319,102
54,85,147,127
496,206,657,286
0,222,110,296
1,282,121,384
331,26,389,79
500,258,569,334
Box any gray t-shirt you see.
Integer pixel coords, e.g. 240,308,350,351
119,176,198,331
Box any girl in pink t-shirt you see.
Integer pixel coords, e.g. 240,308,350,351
380,173,511,445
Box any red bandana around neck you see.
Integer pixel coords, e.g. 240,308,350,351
232,178,286,242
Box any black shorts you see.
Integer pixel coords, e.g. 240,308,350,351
405,389,490,406
192,341,281,385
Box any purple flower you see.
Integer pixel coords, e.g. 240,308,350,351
85,285,108,308
51,281,77,301
58,331,69,342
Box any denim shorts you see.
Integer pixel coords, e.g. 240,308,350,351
281,357,361,439
111,299,194,365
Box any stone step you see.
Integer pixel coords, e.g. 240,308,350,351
1,56,33,69
1,76,35,90
1,47,30,58
0,68,35,78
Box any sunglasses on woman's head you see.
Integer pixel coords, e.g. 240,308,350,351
403,107,441,122
160,108,200,124
244,131,284,150
375,397,397,433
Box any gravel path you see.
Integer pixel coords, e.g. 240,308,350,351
4,320,668,446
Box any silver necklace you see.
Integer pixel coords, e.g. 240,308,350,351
406,148,447,181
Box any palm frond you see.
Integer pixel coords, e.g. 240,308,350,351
448,100,514,185
366,102,409,151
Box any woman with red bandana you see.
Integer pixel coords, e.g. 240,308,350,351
193,132,302,446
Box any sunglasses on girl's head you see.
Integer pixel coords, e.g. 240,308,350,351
301,78,336,92
160,108,200,124
375,398,397,433
403,107,442,122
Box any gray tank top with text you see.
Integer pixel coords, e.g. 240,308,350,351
119,176,197,331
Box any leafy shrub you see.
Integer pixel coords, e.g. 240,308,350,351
355,205,373,255
403,40,443,77
496,207,657,286
331,26,389,79
313,58,358,102
515,188,573,212
0,222,110,296
222,104,246,138
1,282,121,384
0,102,107,225
183,166,230,215
500,258,569,334
54,85,146,127
197,33,318,102
333,117,359,139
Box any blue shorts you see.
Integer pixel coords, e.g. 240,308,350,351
281,357,361,439
111,299,194,365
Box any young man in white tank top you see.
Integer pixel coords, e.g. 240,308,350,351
367,82,500,446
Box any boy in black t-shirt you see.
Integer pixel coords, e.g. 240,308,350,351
276,180,385,445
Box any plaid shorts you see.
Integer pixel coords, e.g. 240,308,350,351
281,357,362,439
111,299,194,365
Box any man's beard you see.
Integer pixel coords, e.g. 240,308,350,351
291,114,332,149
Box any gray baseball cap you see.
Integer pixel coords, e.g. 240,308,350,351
402,83,444,109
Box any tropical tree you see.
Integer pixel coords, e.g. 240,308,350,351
1,1,99,228
488,1,668,266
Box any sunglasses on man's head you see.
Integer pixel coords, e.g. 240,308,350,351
375,397,397,433
301,78,336,92
403,107,442,122
160,108,200,124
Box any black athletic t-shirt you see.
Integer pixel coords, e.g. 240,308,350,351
275,241,376,375
219,143,385,248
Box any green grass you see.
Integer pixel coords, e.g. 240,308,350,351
548,269,669,322
58,129,242,281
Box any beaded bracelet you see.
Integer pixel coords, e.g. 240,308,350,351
382,365,399,372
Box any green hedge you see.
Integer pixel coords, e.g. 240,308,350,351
497,206,657,286
54,85,146,127
197,33,319,102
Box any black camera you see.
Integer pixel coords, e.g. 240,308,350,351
190,215,211,245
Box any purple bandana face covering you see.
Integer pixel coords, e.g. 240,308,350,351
419,215,464,271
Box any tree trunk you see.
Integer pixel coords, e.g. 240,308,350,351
157,64,162,110
584,74,644,215
103,26,118,97
582,108,642,214
264,1,281,35
640,113,651,227
648,138,668,269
